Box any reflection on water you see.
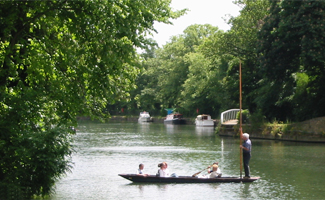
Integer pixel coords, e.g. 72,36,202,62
164,124,177,134
195,126,215,135
50,121,325,200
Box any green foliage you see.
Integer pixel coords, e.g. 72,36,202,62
0,126,73,199
236,109,250,124
223,0,270,59
137,24,222,116
199,0,270,114
132,0,325,125
257,0,325,121
133,1,271,118
248,110,266,130
0,0,183,198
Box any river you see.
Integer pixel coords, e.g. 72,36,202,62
50,121,325,200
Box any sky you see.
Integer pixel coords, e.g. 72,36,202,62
152,0,241,47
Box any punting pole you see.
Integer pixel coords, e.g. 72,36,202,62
239,61,243,178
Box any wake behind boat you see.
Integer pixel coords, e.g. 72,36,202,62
118,174,260,183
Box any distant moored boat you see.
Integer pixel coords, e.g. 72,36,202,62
195,114,215,127
138,111,153,122
164,113,186,124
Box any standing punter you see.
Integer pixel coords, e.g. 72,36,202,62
240,133,252,178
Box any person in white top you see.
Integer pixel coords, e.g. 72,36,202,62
209,164,221,178
137,163,148,176
157,162,170,177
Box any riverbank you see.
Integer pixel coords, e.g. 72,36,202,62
106,115,198,124
218,116,325,143
77,115,325,143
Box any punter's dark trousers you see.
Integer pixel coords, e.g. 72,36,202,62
243,152,251,177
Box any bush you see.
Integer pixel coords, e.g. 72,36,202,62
249,110,266,130
0,127,73,199
236,109,250,124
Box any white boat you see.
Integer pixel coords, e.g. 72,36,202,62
195,114,215,127
138,111,153,122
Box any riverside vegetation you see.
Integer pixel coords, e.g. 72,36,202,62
2,0,325,199
0,1,185,199
217,110,325,142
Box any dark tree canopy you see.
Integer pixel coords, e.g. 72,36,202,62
257,0,325,121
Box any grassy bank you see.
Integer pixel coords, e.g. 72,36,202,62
218,116,325,143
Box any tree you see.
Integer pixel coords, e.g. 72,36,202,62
138,24,220,115
132,39,159,114
257,0,325,121
154,36,189,109
180,51,223,117
199,0,270,114
0,0,185,198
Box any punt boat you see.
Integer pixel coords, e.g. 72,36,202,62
118,174,260,183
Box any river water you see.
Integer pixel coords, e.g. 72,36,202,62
50,121,325,200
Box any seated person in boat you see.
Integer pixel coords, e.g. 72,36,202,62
157,162,170,177
208,162,222,177
156,162,178,177
208,164,221,178
137,163,148,176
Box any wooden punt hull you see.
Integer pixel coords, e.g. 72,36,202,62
118,174,260,183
